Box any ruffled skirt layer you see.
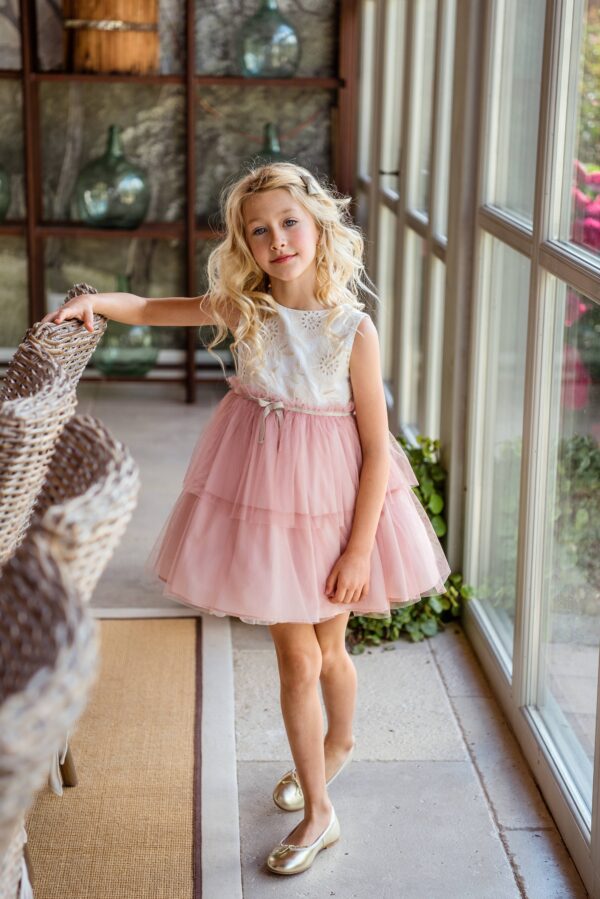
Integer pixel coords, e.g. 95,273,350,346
144,378,452,625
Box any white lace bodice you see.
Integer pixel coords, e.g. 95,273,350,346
231,301,370,409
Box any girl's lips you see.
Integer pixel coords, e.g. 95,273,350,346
272,254,297,264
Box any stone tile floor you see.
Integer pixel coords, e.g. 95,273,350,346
230,619,589,898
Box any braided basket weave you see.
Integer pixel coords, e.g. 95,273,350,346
20,283,107,383
0,282,108,566
0,529,99,895
32,414,141,607
0,344,77,566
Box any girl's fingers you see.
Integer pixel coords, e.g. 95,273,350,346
41,306,94,329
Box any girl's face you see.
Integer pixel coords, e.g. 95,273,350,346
242,188,320,284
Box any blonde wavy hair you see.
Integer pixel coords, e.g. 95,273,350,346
201,161,378,380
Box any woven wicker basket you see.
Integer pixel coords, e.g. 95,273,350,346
24,282,107,383
0,344,77,566
0,529,99,891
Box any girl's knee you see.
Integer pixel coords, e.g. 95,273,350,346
277,647,322,688
320,645,351,677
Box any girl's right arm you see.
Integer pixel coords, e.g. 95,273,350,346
40,292,223,333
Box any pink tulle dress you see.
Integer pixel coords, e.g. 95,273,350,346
145,299,451,625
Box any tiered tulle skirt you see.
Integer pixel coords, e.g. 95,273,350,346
144,376,452,625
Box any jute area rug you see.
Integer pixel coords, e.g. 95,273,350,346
24,618,202,899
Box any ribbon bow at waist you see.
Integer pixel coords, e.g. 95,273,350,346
238,391,354,453
257,397,285,450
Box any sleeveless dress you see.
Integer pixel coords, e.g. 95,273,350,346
144,300,451,625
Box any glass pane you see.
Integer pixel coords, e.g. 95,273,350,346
433,0,457,237
358,0,377,176
44,237,187,351
427,256,446,440
0,238,27,348
0,5,21,69
0,81,25,220
404,228,425,427
408,0,437,213
39,83,186,225
535,283,600,819
484,2,545,223
470,237,530,663
196,0,337,78
376,205,398,381
561,1,600,261
380,0,407,194
356,190,369,232
195,85,333,224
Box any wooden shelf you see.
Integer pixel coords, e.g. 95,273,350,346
4,70,342,89
194,75,342,88
35,221,186,240
0,221,26,236
31,71,185,85
30,72,342,89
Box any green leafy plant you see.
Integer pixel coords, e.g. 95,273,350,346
346,434,474,650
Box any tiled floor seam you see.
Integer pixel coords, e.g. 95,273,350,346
427,639,529,898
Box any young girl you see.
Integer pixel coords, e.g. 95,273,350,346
43,162,451,876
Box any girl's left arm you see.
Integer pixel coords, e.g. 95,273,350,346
325,316,390,604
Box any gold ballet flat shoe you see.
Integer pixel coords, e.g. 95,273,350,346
272,738,355,812
266,805,340,875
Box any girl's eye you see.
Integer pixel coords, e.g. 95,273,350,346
252,219,298,236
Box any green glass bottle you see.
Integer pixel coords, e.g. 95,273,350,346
255,122,286,164
74,125,150,229
93,273,159,377
209,123,287,226
237,0,301,78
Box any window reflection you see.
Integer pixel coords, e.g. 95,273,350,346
568,2,600,258
470,238,530,661
535,285,600,816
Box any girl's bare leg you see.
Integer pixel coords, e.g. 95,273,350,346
314,612,357,774
268,622,332,846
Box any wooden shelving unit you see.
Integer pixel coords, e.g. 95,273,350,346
2,0,359,402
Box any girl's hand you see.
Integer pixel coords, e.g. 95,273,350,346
41,294,96,333
325,548,371,604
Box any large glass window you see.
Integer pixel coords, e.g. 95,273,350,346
483,1,546,223
376,205,398,381
560,0,600,262
408,0,438,213
402,228,426,428
469,237,530,665
433,0,457,237
425,256,446,439
358,0,377,177
380,0,407,195
535,282,600,819
357,0,455,437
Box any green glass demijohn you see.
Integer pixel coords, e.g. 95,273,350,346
210,123,287,226
256,122,286,164
74,125,150,229
0,165,10,221
93,274,159,377
237,0,301,78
